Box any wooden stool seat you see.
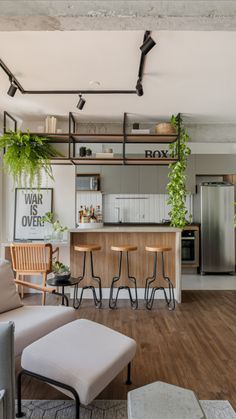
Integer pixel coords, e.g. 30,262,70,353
74,244,101,252
111,245,137,252
145,246,172,253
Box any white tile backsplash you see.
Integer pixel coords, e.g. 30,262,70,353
103,194,193,223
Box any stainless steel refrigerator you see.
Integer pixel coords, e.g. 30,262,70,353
198,182,235,273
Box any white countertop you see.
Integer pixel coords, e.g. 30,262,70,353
70,226,182,233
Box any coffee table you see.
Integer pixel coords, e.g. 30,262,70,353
47,276,80,307
128,381,206,419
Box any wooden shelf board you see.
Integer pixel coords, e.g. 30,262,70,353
23,132,70,142
125,158,178,165
126,134,178,143
71,134,123,143
71,158,124,165
49,156,178,166
20,132,178,145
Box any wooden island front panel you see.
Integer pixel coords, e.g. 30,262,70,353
70,228,181,296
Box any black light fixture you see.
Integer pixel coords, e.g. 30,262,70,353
1,30,156,99
140,36,156,55
136,79,143,97
77,94,86,110
7,78,18,97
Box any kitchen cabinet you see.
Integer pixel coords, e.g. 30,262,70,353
195,155,236,175
157,167,169,193
120,167,139,194
139,167,159,194
101,166,122,194
101,166,139,194
76,165,102,174
185,155,196,194
100,161,195,195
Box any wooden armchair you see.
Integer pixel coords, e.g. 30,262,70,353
10,243,59,305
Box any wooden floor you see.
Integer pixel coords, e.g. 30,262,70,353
19,291,236,409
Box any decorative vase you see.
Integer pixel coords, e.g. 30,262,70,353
44,224,53,241
155,123,176,135
52,230,63,242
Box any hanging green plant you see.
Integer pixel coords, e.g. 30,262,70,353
167,114,191,228
0,130,63,189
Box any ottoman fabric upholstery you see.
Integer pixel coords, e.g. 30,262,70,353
21,319,137,405
0,306,76,356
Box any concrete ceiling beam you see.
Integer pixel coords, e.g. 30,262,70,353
0,1,236,30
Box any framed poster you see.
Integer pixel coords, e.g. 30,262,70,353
14,188,53,240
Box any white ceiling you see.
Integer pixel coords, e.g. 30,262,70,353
0,30,236,122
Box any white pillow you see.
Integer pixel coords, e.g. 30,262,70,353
0,260,23,314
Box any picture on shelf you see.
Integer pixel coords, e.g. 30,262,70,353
14,188,53,240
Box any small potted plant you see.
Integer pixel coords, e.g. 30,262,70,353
42,211,68,241
52,260,71,282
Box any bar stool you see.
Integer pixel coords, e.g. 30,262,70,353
74,244,102,309
144,246,175,311
109,245,138,310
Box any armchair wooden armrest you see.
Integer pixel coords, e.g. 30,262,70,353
14,279,56,294
52,247,59,261
14,279,69,306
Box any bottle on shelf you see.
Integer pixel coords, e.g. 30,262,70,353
79,205,83,223
95,205,103,223
90,207,97,223
81,206,89,223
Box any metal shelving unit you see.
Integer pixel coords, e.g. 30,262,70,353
3,111,181,166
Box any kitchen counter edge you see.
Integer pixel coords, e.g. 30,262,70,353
69,226,182,233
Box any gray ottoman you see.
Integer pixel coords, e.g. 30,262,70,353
128,381,206,419
16,319,136,419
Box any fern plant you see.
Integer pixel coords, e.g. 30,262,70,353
0,130,63,189
167,114,191,228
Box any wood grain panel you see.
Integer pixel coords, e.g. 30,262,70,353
70,232,177,288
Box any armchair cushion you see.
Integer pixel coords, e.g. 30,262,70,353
0,305,76,356
0,260,23,314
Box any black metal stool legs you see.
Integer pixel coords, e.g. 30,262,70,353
109,251,138,310
161,252,175,311
73,251,102,309
144,251,175,310
109,251,123,309
144,252,157,302
126,252,138,309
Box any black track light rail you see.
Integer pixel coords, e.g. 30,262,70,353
138,30,150,82
22,90,137,95
0,57,136,94
0,30,155,97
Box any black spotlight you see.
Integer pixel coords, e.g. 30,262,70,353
140,36,156,55
7,80,17,97
136,79,143,97
77,94,86,110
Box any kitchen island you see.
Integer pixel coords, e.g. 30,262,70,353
70,226,182,303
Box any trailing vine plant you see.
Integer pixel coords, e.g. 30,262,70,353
167,114,191,228
0,130,63,189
